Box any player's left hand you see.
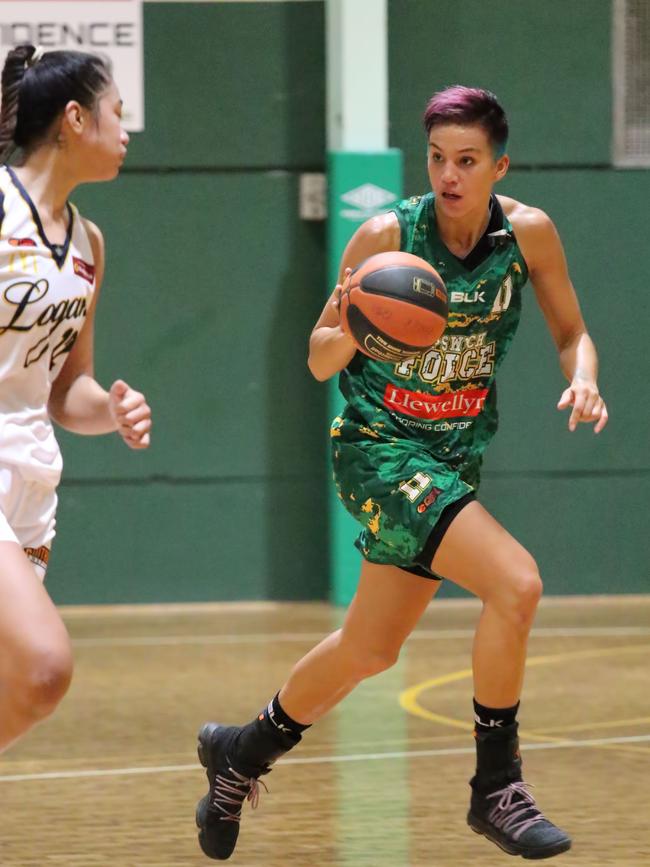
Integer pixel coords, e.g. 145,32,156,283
332,267,353,318
557,378,608,433
109,379,152,449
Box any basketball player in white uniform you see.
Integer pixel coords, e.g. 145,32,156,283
0,44,151,753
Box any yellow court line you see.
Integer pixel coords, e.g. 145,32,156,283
400,643,650,745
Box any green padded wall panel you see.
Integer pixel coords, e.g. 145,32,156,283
49,170,329,604
125,2,325,168
389,0,611,187
49,477,328,603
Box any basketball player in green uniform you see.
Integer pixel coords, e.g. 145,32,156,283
196,86,607,860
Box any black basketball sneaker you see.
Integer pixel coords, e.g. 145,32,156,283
468,780,572,859
195,723,271,860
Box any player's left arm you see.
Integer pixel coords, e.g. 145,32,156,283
48,219,151,449
514,205,608,433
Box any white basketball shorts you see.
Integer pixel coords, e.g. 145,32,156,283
0,463,57,579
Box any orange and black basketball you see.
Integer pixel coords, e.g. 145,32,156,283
339,251,448,362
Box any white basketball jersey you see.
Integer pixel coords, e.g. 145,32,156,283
0,165,96,485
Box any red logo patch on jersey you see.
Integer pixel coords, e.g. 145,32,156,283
9,237,37,247
73,257,96,284
384,384,489,420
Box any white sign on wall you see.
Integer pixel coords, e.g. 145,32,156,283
0,1,144,132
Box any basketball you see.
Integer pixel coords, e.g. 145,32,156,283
339,251,448,362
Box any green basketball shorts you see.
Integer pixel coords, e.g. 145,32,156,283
331,414,480,578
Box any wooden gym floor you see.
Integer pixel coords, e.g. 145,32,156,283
0,595,649,866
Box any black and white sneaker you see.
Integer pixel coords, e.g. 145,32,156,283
468,780,572,860
195,723,270,861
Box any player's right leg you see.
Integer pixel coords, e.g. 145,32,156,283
196,559,441,860
0,540,73,753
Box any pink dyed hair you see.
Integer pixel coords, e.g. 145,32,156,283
423,85,509,157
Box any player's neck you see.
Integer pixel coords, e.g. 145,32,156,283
435,198,492,259
13,150,78,224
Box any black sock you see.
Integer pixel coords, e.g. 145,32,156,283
234,693,310,774
262,692,311,740
473,698,519,733
472,699,522,793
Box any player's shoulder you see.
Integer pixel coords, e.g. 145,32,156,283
358,193,429,239
355,210,401,249
396,192,429,210
80,216,104,246
497,195,555,235
342,211,401,270
497,196,563,273
80,216,105,258
0,163,10,193
78,216,106,283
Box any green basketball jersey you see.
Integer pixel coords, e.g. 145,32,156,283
336,193,529,469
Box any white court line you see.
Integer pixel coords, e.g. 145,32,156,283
70,626,650,648
58,595,650,617
1,734,649,784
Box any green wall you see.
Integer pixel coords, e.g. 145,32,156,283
49,1,329,603
48,0,648,604
389,0,612,181
124,2,325,170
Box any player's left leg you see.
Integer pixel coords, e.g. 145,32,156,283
431,500,571,859
0,541,74,753
0,472,72,753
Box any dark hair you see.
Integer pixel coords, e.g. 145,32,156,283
0,44,111,162
423,85,509,158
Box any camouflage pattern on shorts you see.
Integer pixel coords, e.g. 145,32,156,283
331,411,480,567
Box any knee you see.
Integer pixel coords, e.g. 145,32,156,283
357,647,400,679
515,570,543,625
492,558,543,629
12,643,74,721
340,635,401,681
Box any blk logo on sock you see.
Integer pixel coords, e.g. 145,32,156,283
474,713,503,728
267,701,292,734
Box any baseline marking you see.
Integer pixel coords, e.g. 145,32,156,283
2,734,650,784
70,627,650,648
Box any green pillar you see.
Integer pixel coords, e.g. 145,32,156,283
327,149,403,605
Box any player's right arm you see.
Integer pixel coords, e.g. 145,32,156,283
308,212,400,381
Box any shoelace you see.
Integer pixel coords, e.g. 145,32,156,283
485,781,546,841
210,766,268,822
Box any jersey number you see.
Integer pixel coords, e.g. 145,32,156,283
399,472,433,502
